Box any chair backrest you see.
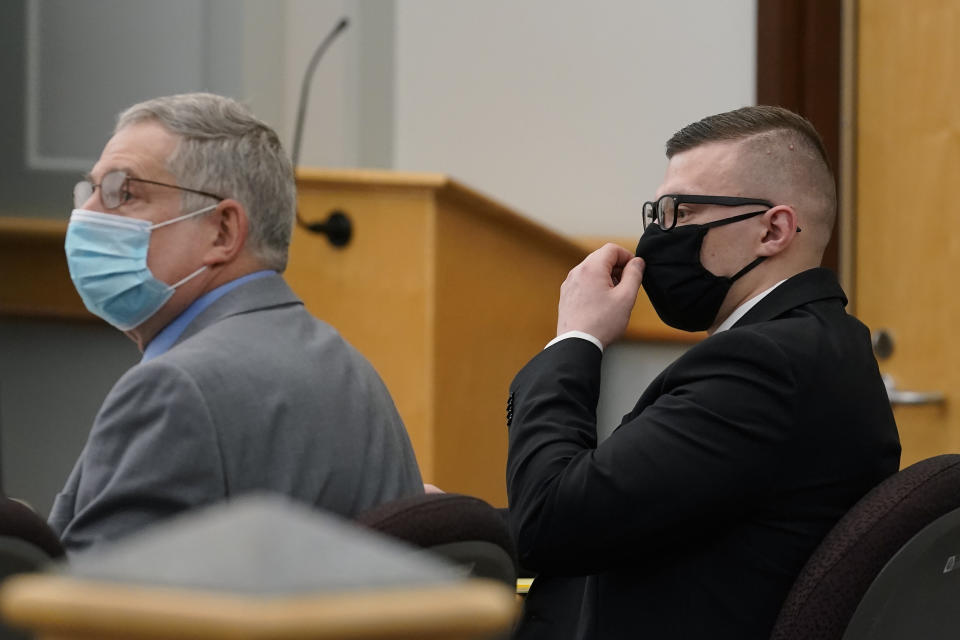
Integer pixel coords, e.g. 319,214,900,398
355,493,518,586
769,454,960,640
0,498,64,561
0,537,52,577
840,504,960,640
0,497,64,640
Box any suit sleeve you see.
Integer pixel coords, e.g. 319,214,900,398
506,332,799,576
59,360,226,552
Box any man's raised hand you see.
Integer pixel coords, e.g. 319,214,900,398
556,243,645,348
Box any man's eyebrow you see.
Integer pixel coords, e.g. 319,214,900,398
83,167,140,183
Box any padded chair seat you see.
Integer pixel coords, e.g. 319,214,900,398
355,493,518,586
0,496,64,639
770,454,960,640
0,498,64,560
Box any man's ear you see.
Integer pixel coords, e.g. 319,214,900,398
203,199,248,266
756,205,798,257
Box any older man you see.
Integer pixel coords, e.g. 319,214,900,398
506,106,901,639
51,93,423,552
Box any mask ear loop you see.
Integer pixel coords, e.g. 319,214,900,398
699,208,770,283
150,203,219,230
150,203,218,289
729,256,766,282
170,265,208,289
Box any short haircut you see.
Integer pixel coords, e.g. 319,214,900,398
116,93,296,272
666,105,830,166
665,105,837,244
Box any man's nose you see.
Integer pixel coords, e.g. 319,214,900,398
80,188,105,213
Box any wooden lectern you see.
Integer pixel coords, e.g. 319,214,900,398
289,169,588,506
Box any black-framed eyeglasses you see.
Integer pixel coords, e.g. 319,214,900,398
642,194,774,230
73,169,225,210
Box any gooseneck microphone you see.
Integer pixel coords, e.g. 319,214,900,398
291,17,349,169
291,17,353,247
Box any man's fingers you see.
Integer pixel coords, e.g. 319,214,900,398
611,265,624,285
617,257,645,294
577,244,637,284
602,243,635,267
557,249,643,347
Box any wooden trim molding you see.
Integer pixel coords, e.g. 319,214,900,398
3,170,702,345
838,0,858,299
756,0,843,274
0,213,698,344
0,217,92,320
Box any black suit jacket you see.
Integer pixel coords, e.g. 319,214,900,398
506,268,901,639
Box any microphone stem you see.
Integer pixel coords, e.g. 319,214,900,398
291,17,350,170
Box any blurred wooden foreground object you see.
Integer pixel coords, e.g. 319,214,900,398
0,574,516,640
0,495,519,640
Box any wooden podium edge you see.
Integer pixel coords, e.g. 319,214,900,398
279,168,695,344
295,168,586,262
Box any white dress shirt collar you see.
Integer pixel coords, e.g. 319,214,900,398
712,279,787,334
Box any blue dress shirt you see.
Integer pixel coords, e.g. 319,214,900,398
142,270,276,362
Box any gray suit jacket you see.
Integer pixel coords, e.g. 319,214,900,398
50,275,423,552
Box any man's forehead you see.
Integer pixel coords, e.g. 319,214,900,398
656,140,742,197
90,122,176,180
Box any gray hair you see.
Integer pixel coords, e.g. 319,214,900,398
116,93,295,272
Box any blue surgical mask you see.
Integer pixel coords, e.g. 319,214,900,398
64,205,216,330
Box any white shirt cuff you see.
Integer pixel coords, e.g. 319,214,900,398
545,331,603,353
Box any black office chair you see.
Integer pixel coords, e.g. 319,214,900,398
355,493,518,586
0,497,65,640
770,454,960,640
0,499,64,562
841,504,960,639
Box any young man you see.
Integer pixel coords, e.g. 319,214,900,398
506,106,900,639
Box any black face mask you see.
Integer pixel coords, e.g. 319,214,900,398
634,210,766,332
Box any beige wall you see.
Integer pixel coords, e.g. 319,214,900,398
393,0,756,236
278,0,757,236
